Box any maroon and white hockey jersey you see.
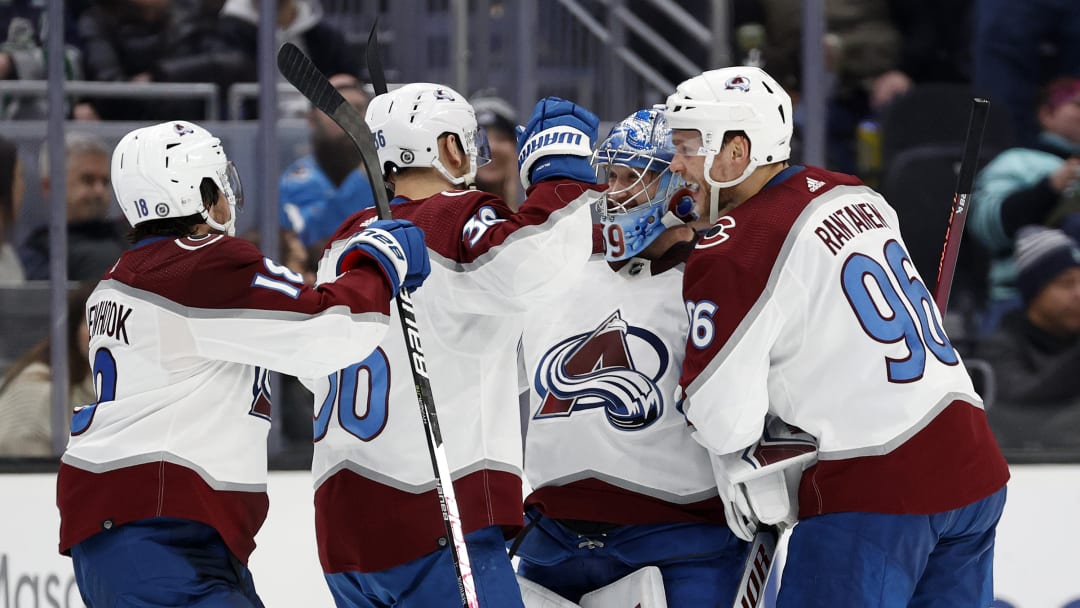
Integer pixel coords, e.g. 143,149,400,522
310,179,600,573
679,166,1009,518
520,231,724,525
58,234,394,564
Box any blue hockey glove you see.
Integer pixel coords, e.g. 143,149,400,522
337,219,431,296
516,97,599,190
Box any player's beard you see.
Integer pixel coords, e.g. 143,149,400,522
313,134,362,187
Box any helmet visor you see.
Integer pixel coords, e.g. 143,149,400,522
473,127,492,168
671,131,713,157
224,161,244,212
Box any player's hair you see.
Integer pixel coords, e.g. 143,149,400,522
722,130,749,148
125,178,220,243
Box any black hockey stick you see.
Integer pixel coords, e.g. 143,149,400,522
731,101,992,608
277,42,479,608
933,98,990,313
366,19,388,96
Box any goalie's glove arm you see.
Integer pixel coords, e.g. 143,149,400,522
516,97,600,190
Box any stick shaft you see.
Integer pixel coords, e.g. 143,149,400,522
933,98,990,313
277,42,478,608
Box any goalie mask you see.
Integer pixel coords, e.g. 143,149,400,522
592,108,686,262
365,83,491,187
665,66,792,222
112,121,243,236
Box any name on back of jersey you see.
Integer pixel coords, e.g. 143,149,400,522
813,200,891,256
87,299,134,345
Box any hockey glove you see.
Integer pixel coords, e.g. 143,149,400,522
335,219,431,297
516,96,599,190
709,416,818,542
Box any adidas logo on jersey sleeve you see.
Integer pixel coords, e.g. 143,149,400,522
806,177,826,192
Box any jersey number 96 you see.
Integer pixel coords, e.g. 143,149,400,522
842,239,958,383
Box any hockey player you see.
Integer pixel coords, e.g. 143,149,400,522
665,66,1010,607
308,85,602,607
56,120,430,607
513,108,749,606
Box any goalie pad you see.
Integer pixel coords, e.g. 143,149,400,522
709,416,818,541
517,576,582,608
579,566,668,608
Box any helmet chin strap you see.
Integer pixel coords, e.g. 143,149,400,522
702,153,758,222
432,156,477,188
201,205,236,237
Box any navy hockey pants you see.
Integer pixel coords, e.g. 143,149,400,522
778,486,1007,607
514,510,750,607
324,525,523,608
70,517,264,608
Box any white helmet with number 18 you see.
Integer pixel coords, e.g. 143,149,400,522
365,83,491,187
111,120,243,235
665,66,792,221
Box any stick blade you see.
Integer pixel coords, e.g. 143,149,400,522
276,42,344,118
277,41,391,219
366,20,388,96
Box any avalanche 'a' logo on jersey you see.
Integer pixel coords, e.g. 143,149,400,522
533,311,669,431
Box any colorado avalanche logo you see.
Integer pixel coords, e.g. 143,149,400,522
533,311,669,431
725,76,751,92
696,215,737,249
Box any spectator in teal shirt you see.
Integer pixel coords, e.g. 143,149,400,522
970,77,1080,332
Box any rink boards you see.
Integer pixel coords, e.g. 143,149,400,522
0,465,1075,608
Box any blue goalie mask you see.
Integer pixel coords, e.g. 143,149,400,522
592,108,686,261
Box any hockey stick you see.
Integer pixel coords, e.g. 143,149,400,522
365,19,388,97
729,100,993,608
933,98,990,313
277,42,479,608
360,27,480,607
732,527,778,608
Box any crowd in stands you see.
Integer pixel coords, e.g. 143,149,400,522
2,0,1080,457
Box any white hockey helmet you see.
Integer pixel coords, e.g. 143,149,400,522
364,82,490,187
665,66,792,221
111,120,243,235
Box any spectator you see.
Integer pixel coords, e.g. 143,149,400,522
19,132,127,281
870,0,973,111
0,283,95,457
0,9,84,119
970,77,1080,332
279,75,373,250
76,0,248,120
471,93,521,208
973,0,1080,146
218,0,360,118
0,136,25,282
974,226,1080,448
758,0,900,174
